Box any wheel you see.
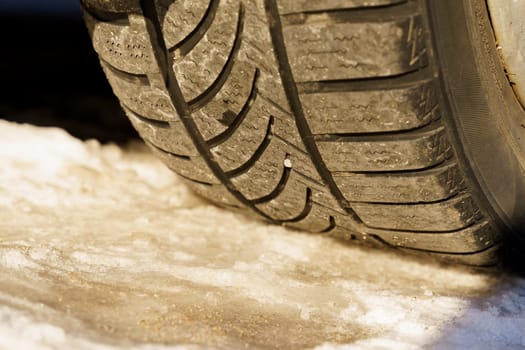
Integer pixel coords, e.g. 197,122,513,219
81,0,525,266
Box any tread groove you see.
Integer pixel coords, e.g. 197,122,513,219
125,106,170,128
168,0,220,56
264,0,364,222
320,216,336,233
350,189,465,206
369,233,500,256
272,134,309,156
293,170,326,187
80,0,500,265
145,140,191,160
258,93,294,117
176,172,215,187
250,154,292,205
100,59,150,84
313,118,441,141
207,69,259,147
296,67,433,94
366,217,478,235
187,3,245,111
274,188,313,223
225,116,275,178
139,0,275,221
281,0,418,26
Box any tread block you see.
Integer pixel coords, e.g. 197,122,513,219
370,221,499,253
126,109,199,157
282,15,426,82
192,66,307,152
243,12,284,78
160,0,212,49
254,171,343,222
229,139,286,200
317,125,449,172
211,100,271,172
301,81,438,134
258,94,307,151
192,62,256,141
89,14,158,75
277,0,406,14
352,194,479,232
230,138,323,200
174,0,241,101
333,162,463,203
255,172,313,222
242,3,293,104
149,144,220,185
292,172,345,212
284,204,337,233
102,62,178,121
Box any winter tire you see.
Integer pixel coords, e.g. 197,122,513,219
81,0,525,266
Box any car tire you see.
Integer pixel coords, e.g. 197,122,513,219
81,0,525,266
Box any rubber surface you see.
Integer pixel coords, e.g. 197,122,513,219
427,0,525,262
81,0,505,266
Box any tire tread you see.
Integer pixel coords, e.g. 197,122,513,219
82,0,502,265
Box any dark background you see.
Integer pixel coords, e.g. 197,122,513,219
0,1,137,142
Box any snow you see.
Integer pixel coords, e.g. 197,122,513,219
0,119,524,349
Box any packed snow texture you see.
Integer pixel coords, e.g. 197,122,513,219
0,120,524,349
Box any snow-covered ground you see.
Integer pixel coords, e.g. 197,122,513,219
0,120,524,349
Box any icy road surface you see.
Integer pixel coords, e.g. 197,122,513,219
0,120,524,349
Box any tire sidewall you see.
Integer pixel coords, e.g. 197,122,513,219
427,0,525,239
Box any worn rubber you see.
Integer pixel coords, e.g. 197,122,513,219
81,0,506,266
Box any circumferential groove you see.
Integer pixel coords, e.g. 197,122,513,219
264,0,358,218
225,115,275,178
187,3,245,110
168,0,220,56
207,69,260,147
